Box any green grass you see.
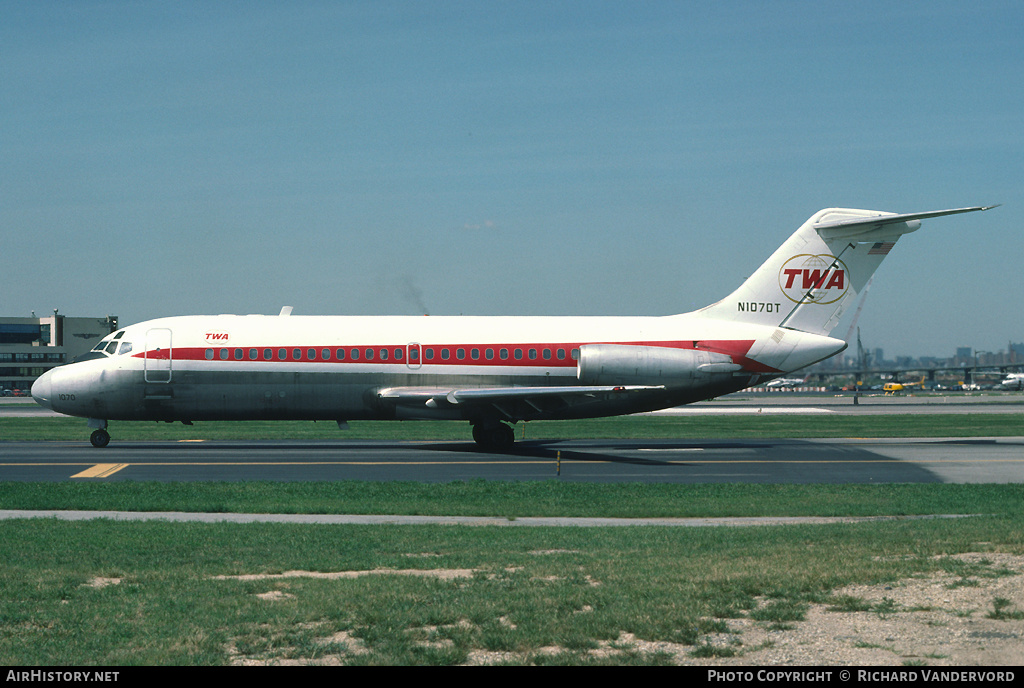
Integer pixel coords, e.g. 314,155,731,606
0,513,1021,665
2,481,1024,518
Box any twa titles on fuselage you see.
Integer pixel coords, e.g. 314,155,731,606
32,205,996,448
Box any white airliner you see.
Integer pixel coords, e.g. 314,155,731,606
32,205,995,448
1002,373,1024,390
763,377,808,389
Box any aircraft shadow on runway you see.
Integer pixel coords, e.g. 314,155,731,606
412,438,947,483
46,437,950,482
417,438,784,467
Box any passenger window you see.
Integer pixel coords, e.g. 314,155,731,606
234,349,243,360
220,349,229,360
499,348,508,359
557,349,566,359
278,349,287,360
514,349,523,360
441,348,450,360
308,349,316,360
336,349,345,360
395,348,403,360
293,349,301,360
263,349,272,360
351,349,359,360
249,349,258,360
425,348,434,360
322,349,331,360
543,349,551,359
365,348,374,360
456,348,464,359
380,348,388,361
471,348,479,360
486,349,494,360
571,348,580,360
205,349,214,360
528,349,537,359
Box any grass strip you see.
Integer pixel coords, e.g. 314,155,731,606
2,481,1023,519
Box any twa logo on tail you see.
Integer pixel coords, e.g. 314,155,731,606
778,254,849,304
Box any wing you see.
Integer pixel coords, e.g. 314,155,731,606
376,384,666,421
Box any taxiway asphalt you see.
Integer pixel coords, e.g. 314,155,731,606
1,436,1022,484
2,394,1022,484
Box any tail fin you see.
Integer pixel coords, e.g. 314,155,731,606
696,206,996,336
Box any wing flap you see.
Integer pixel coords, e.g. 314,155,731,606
378,384,664,408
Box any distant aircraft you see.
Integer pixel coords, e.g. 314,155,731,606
1001,373,1024,391
32,205,996,448
764,377,808,388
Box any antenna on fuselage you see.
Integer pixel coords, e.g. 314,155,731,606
279,306,294,316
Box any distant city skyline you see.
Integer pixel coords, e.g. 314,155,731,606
819,340,1023,371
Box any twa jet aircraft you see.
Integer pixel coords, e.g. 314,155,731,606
33,205,995,448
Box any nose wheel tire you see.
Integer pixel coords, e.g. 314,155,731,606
90,429,111,448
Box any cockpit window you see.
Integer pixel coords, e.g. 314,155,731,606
118,341,133,356
92,331,127,356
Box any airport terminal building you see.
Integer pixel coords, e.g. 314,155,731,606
0,313,118,395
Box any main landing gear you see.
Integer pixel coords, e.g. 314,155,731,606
471,420,515,450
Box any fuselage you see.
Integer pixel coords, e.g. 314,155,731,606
31,311,845,425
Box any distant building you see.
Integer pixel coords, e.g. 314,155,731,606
0,313,117,393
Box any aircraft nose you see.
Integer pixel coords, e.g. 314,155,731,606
32,369,54,410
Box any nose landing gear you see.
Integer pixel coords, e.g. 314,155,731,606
88,419,110,448
90,429,111,448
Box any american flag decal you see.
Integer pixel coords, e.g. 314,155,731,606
868,242,895,255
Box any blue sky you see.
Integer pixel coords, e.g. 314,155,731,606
3,1,1021,358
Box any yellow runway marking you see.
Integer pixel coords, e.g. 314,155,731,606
35,458,1024,469
71,464,129,478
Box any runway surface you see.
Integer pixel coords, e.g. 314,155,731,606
2,437,1023,484
3,394,1022,484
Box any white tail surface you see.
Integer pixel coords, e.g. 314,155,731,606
696,206,995,336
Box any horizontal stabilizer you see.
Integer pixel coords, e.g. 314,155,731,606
814,205,998,240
